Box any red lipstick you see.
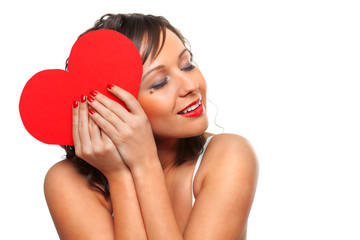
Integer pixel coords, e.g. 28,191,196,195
178,98,201,113
180,104,203,117
178,98,203,117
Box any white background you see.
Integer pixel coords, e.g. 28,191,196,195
1,0,359,239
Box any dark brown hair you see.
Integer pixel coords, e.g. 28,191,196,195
61,13,206,200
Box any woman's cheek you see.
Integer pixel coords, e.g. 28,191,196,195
138,94,168,120
138,95,154,115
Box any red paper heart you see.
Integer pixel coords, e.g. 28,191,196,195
19,29,143,145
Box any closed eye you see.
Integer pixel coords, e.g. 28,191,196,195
151,77,168,90
182,64,195,71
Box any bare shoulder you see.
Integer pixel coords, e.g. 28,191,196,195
205,133,258,168
44,159,110,211
45,159,82,186
44,159,91,199
44,160,83,198
44,160,113,239
209,133,255,149
194,133,259,197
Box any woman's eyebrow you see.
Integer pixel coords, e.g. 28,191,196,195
142,65,165,80
178,49,188,59
142,49,189,80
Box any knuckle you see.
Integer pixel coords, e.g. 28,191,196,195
113,133,124,144
101,125,113,136
130,121,139,129
130,116,145,128
103,111,114,121
75,148,82,157
139,115,149,124
123,94,132,102
92,146,102,155
121,94,133,104
78,120,88,128
81,147,92,157
103,143,113,153
122,128,132,139
106,101,116,110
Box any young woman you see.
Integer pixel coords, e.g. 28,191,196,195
44,13,258,240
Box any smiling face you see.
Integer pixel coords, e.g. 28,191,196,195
137,29,208,140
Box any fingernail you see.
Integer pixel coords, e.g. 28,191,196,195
107,84,114,90
88,95,94,102
90,90,98,97
80,95,87,103
89,108,95,115
73,100,79,108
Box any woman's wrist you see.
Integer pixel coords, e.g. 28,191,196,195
105,167,132,184
130,154,162,177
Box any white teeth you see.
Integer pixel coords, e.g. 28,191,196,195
179,101,201,114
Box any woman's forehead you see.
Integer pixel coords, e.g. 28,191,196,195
143,30,186,65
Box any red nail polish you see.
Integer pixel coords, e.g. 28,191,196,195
80,95,87,103
107,84,114,90
73,100,79,108
89,108,95,115
88,95,94,102
90,90,97,97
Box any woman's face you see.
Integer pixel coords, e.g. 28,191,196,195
137,29,208,140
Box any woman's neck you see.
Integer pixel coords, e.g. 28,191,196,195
154,137,179,172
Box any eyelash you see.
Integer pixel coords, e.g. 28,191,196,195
151,77,168,90
150,63,195,90
182,63,195,71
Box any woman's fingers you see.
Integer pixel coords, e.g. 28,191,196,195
107,84,144,115
101,129,112,143
87,92,127,131
72,100,81,148
89,90,130,122
74,85,144,149
78,95,91,148
89,114,101,143
87,106,120,142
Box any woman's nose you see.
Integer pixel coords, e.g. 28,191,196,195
177,75,199,97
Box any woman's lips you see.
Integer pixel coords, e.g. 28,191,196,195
177,98,203,117
178,104,203,117
178,98,201,114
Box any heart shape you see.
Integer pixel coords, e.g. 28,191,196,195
19,29,143,145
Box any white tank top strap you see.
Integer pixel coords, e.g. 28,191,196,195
192,136,214,206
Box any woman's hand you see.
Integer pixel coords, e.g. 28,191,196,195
86,85,159,171
72,94,129,178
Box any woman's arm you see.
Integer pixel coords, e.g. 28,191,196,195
131,158,184,239
107,168,147,239
44,96,147,240
183,134,258,239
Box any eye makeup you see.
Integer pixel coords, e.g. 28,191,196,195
182,64,195,71
179,51,195,71
145,50,196,91
150,77,168,90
